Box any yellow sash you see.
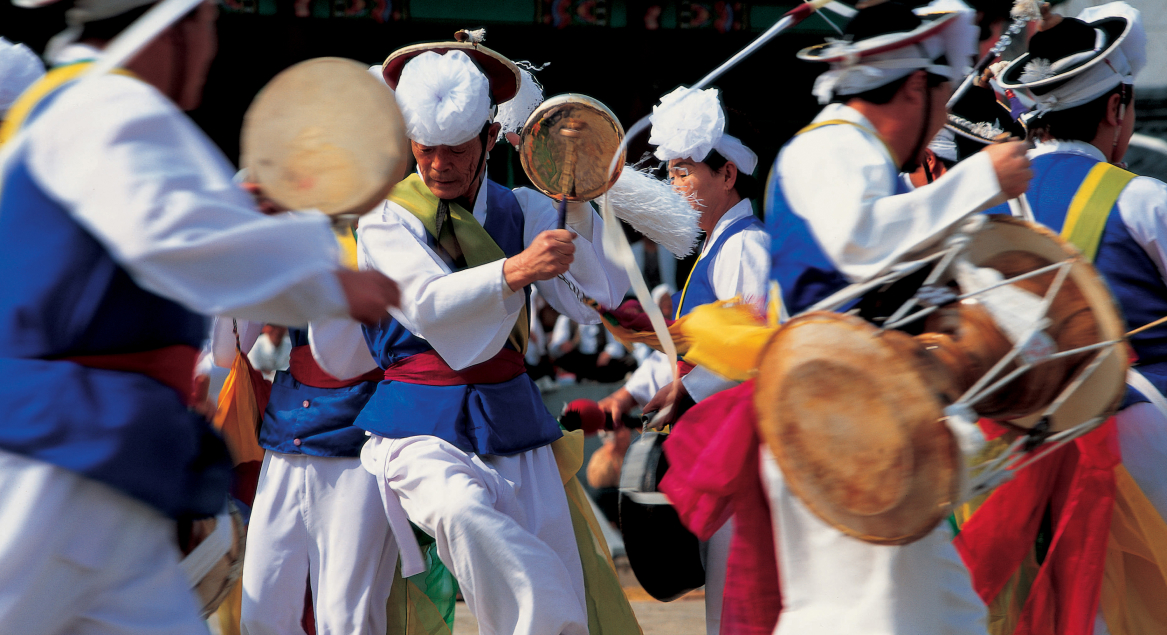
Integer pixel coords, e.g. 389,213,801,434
388,174,528,353
0,62,135,145
1059,162,1137,262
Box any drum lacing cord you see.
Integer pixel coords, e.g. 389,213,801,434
847,219,1126,502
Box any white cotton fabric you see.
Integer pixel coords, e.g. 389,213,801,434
700,519,734,635
240,453,398,635
14,0,157,24
361,435,589,635
649,86,760,175
0,449,207,634
811,4,977,105
679,199,770,402
776,103,1006,283
1019,3,1145,115
930,126,959,162
395,50,491,147
624,348,674,405
23,44,348,327
0,37,44,118
351,172,628,371
760,449,988,635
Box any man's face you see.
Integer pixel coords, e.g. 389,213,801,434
669,158,730,231
412,124,498,200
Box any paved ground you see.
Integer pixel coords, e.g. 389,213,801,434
453,596,707,635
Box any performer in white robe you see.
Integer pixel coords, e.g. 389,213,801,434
0,1,399,633
762,2,1033,633
319,41,627,635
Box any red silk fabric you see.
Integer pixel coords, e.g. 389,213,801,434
288,345,383,389
955,419,1121,635
62,344,199,406
660,380,782,635
382,348,526,386
678,360,697,377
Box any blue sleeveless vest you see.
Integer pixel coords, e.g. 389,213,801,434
672,213,764,318
986,152,1167,402
0,77,228,518
258,327,377,457
355,181,560,456
765,152,912,315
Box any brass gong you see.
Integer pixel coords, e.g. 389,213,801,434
519,94,625,202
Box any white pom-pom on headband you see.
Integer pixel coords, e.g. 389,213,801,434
394,50,492,147
648,86,758,175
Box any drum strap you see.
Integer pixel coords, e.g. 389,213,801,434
389,174,529,354
0,62,135,145
795,119,900,168
1060,162,1136,263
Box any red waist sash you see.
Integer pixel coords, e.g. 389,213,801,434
678,359,697,377
383,349,526,386
288,345,383,389
62,344,199,406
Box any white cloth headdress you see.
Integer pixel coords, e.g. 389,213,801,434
1004,2,1144,117
394,50,492,147
803,1,977,105
648,86,758,175
495,65,545,143
0,38,45,118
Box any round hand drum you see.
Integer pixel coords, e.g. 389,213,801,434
180,504,245,618
241,57,410,216
519,94,625,202
755,216,1129,544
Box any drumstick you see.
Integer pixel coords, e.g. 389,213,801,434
1127,314,1167,338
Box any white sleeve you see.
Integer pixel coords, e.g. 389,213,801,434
356,201,525,371
1118,176,1167,284
513,189,630,322
682,365,738,403
26,75,348,325
308,318,378,380
624,351,675,406
549,314,574,356
779,126,1005,282
210,317,262,368
709,225,771,304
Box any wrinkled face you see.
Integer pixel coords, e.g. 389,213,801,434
669,157,733,231
412,126,497,201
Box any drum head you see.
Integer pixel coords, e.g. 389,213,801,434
755,312,962,545
519,94,625,202
241,57,410,216
961,216,1128,432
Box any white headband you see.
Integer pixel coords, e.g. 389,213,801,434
394,50,492,147
812,2,976,105
649,86,758,175
0,38,45,117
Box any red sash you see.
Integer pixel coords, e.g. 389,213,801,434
383,349,526,386
678,360,697,377
62,344,199,406
287,345,382,389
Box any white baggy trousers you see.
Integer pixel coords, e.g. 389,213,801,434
0,450,207,635
362,435,588,635
240,453,398,635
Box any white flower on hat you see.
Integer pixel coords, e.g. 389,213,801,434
649,86,725,164
1019,58,1055,83
394,50,491,147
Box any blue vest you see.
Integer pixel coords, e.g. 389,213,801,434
258,328,377,457
986,152,1167,402
765,153,912,315
0,78,228,518
672,213,764,318
355,181,560,456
